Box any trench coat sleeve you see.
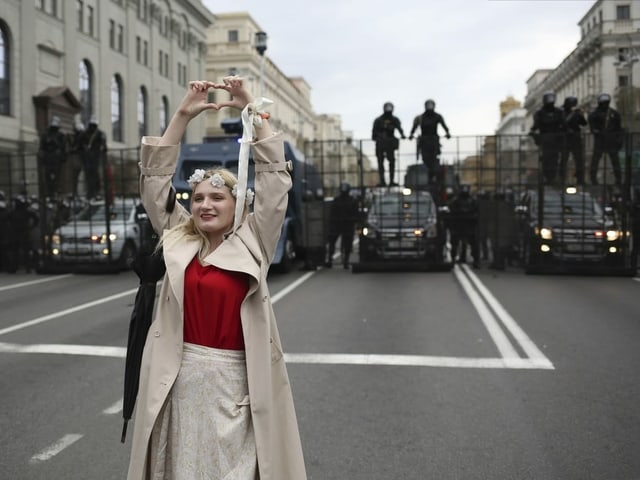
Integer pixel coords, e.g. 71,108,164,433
138,136,190,233
247,133,291,264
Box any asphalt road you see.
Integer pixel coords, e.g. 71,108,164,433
0,262,639,480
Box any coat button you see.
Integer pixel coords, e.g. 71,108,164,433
154,330,160,337
262,295,268,302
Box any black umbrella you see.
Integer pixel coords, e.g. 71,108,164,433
121,249,165,443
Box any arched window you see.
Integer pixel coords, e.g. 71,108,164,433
159,95,169,134
0,22,11,116
111,74,123,142
137,86,148,139
79,59,93,125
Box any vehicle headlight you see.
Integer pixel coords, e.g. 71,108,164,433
606,230,621,241
362,226,370,237
536,227,552,240
176,192,190,201
51,234,60,244
413,228,424,237
97,233,118,244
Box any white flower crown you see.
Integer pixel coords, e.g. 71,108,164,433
187,169,254,206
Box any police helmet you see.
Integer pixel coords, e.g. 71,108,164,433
542,91,556,106
383,102,394,113
597,93,611,108
563,96,578,109
425,99,435,111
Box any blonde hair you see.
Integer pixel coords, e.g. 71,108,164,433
159,167,250,260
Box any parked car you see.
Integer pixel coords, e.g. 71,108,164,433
514,186,633,274
353,187,451,272
49,197,143,270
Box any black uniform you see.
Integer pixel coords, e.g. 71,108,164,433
588,94,623,186
560,97,587,185
67,123,87,197
372,103,405,186
326,184,359,268
409,101,450,185
530,92,564,184
85,121,108,199
448,187,479,268
38,121,67,198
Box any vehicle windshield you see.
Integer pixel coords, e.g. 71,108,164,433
74,203,131,222
373,194,435,218
543,192,603,216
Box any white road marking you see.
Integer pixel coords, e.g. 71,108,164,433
0,274,73,293
0,288,138,337
285,353,554,369
103,398,123,415
460,264,553,367
29,434,83,463
0,342,553,369
271,271,315,304
453,264,521,359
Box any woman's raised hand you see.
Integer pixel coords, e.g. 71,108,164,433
176,80,218,120
210,76,254,111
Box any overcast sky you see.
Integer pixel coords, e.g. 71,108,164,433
202,0,595,140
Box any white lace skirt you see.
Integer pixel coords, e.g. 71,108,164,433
147,343,258,480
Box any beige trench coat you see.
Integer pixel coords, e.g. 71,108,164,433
126,133,307,480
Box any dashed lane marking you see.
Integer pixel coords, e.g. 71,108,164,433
29,434,83,464
0,274,73,293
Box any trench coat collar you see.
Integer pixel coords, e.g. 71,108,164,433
163,221,263,309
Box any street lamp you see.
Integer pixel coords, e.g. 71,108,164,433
255,31,268,98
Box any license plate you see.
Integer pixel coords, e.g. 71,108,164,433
65,246,91,255
387,239,403,248
565,243,596,253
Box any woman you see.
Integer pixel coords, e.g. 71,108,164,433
127,77,307,480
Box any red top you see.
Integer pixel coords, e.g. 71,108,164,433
183,257,250,350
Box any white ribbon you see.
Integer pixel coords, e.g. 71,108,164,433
233,97,273,233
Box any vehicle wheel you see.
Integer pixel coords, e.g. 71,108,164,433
119,241,137,270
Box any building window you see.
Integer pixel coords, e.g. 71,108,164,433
228,30,239,42
87,5,94,36
619,75,629,87
111,75,123,142
77,0,84,31
0,22,10,116
79,59,93,125
117,24,124,53
35,0,44,9
164,52,169,77
138,86,147,139
616,5,630,20
136,37,141,63
618,47,630,62
109,19,115,48
143,40,148,66
50,0,58,17
160,95,169,134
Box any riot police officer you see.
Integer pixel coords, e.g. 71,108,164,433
560,96,587,185
85,115,108,199
588,93,623,186
448,184,479,268
372,102,405,187
38,116,67,198
326,182,359,269
529,91,564,184
409,99,451,185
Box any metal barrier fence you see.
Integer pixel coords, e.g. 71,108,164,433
0,147,141,273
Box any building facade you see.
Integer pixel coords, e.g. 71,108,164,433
0,0,213,195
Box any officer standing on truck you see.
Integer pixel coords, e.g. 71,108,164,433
529,91,564,185
409,99,451,185
560,96,587,186
588,93,623,187
372,102,405,187
38,116,67,198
